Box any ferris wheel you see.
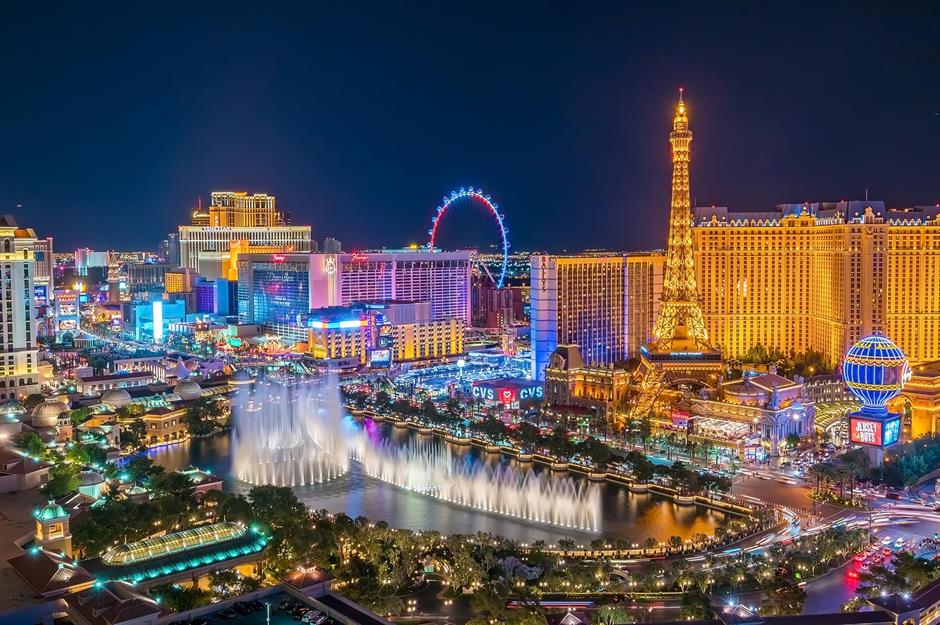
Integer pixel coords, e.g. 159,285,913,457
427,187,510,288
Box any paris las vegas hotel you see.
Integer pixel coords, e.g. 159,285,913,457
692,200,940,366
535,97,940,440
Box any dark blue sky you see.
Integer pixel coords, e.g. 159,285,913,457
2,2,938,252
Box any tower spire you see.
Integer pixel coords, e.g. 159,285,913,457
647,89,714,353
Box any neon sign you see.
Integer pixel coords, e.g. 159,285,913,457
849,415,901,447
272,254,286,264
519,386,543,401
350,252,369,263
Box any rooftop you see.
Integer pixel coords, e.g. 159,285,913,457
7,549,94,597
65,580,165,625
100,521,246,566
83,522,268,584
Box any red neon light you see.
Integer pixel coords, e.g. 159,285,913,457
272,253,286,263
350,252,369,263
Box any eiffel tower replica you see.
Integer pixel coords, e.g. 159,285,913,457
636,90,723,411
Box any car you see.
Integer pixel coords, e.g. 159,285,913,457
847,569,860,579
853,552,867,562
217,609,239,620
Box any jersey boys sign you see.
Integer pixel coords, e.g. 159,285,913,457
849,415,901,447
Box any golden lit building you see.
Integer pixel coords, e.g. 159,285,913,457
530,251,663,379
136,405,188,445
692,202,940,366
205,191,285,227
543,344,633,421
626,252,665,356
164,267,197,293
0,216,40,401
178,192,310,271
388,318,463,362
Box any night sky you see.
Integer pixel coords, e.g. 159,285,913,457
2,2,938,253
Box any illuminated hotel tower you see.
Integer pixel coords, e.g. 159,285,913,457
639,91,722,389
0,216,41,401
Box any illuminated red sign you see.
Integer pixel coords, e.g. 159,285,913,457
272,253,286,263
350,252,369,263
849,415,901,447
850,417,882,446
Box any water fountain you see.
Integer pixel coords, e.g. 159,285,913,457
231,373,349,486
232,372,600,530
354,438,601,531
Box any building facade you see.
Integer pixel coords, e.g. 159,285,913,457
236,253,312,324
530,252,664,379
178,225,312,271
0,216,40,401
692,202,940,365
205,191,286,227
309,250,472,323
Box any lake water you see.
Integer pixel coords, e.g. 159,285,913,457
149,425,728,544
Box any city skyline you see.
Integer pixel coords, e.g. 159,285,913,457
3,3,939,251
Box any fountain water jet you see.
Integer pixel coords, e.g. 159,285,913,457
352,438,601,531
231,372,348,486
231,373,600,530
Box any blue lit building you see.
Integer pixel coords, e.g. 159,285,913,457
127,299,187,342
236,253,311,324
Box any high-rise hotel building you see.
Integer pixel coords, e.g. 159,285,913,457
692,201,940,365
309,250,472,324
0,216,40,401
178,191,311,271
530,252,664,379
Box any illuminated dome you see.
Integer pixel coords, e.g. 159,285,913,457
173,380,202,402
100,388,132,409
77,470,105,487
35,500,67,521
843,335,911,415
31,399,69,428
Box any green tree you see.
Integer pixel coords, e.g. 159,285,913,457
122,418,148,449
681,587,716,620
23,394,45,410
14,431,50,459
125,454,163,485
44,463,79,498
151,584,211,612
184,398,225,437
374,390,392,413
209,569,260,599
149,471,195,502
69,407,94,426
762,579,806,615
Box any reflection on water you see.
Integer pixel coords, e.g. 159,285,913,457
149,428,727,543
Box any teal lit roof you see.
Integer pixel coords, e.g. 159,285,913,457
83,522,267,585
101,522,246,566
35,501,67,521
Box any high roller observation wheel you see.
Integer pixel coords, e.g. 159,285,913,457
427,187,510,289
